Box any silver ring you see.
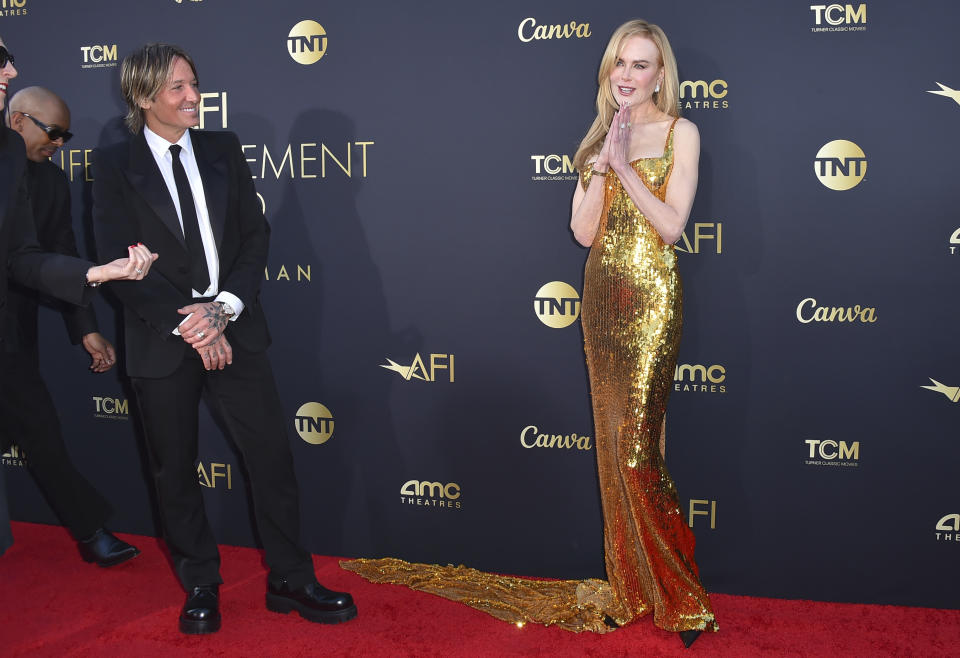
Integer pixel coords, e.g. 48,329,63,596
135,268,143,274
620,123,626,128
197,331,205,339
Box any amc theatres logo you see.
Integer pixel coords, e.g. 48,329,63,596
936,514,960,543
400,479,462,510
1,444,27,467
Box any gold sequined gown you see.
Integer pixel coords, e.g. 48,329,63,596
342,119,716,635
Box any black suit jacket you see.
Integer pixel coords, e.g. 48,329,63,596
1,128,94,349
3,159,99,359
92,129,271,378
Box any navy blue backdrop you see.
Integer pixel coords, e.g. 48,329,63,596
3,0,958,609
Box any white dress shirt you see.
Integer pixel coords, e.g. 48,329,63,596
142,126,244,326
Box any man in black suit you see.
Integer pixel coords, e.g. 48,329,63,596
91,43,356,634
0,36,157,554
2,86,140,567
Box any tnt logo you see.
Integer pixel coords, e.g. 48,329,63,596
675,222,722,254
688,499,717,529
936,513,960,542
814,140,867,190
288,20,328,65
294,402,334,445
805,439,860,467
380,354,455,382
534,281,581,328
199,92,228,129
531,155,575,175
93,396,129,419
197,462,232,489
80,45,117,67
810,4,867,26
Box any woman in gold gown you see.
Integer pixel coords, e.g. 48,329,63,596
344,19,716,648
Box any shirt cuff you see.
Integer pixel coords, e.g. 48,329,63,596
214,291,244,321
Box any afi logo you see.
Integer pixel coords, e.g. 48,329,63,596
675,222,722,254
381,354,455,382
199,92,228,129
688,500,717,530
197,462,232,489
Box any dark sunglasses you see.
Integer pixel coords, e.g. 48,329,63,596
20,112,73,143
0,46,14,68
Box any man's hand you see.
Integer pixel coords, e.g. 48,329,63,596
86,243,158,284
177,301,233,348
81,332,117,373
197,334,233,371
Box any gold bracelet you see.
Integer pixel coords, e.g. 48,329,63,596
592,168,607,176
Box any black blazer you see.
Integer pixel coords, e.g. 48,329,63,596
92,129,272,378
3,159,99,358
1,128,94,349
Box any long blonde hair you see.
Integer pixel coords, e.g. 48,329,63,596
573,19,680,171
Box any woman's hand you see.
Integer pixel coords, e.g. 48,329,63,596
86,243,158,284
607,104,632,175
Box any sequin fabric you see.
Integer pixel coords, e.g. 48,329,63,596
342,119,716,635
580,118,717,633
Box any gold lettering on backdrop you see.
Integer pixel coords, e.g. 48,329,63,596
675,222,722,254
243,142,375,180
520,425,593,450
796,298,877,323
54,149,93,182
517,17,591,42
264,265,312,282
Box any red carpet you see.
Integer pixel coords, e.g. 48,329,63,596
1,522,957,657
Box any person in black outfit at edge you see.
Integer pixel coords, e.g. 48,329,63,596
0,36,158,556
91,43,357,634
1,85,141,567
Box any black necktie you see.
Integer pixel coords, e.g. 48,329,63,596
168,144,210,293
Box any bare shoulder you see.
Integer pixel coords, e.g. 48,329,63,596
674,117,700,143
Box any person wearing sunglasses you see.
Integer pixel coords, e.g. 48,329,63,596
0,36,158,555
2,85,141,567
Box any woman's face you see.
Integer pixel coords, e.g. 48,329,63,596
608,36,662,108
0,37,18,112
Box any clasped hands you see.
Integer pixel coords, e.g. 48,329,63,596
177,301,234,371
594,103,634,176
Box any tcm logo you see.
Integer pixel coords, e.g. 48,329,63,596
400,479,462,509
80,45,117,68
197,462,232,489
936,514,960,542
530,154,576,180
805,439,860,467
674,364,726,394
517,17,591,42
675,222,722,254
1,444,26,467
814,140,867,190
928,82,960,108
949,227,960,255
680,80,728,110
199,92,228,129
380,353,455,382
520,425,593,451
921,378,960,403
688,499,717,530
796,298,877,324
93,396,129,420
534,281,581,328
294,402,334,445
288,20,327,65
810,4,867,30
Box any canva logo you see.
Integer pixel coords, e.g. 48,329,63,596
288,20,328,65
796,298,877,323
520,425,593,451
294,402,334,444
517,17,591,42
814,140,867,190
534,281,581,328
